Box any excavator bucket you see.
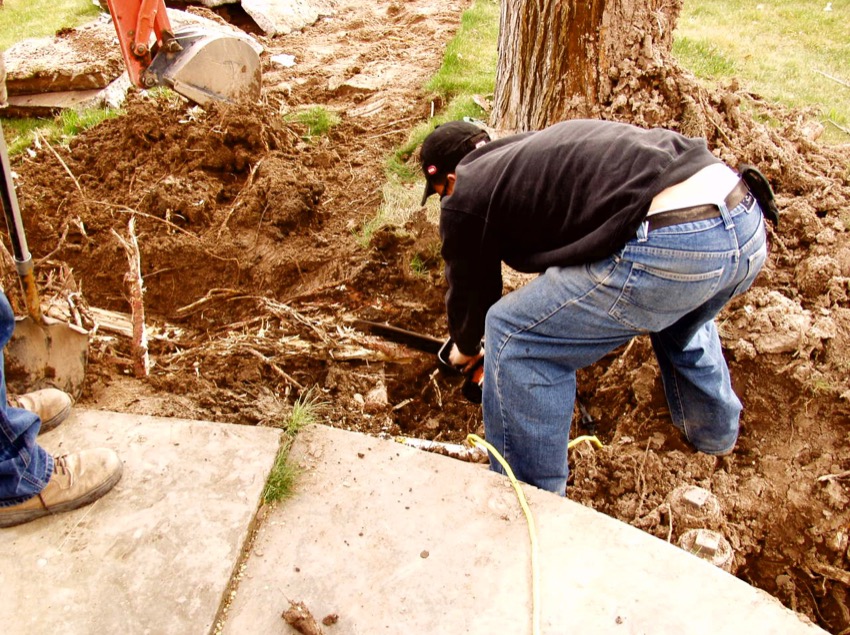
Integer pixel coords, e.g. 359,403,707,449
145,27,261,106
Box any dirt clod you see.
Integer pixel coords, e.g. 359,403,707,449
282,599,324,635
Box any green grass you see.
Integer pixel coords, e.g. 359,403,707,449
356,176,427,246
284,106,341,141
674,0,850,141
387,0,500,182
2,106,122,155
425,0,500,99
262,388,326,504
1,0,117,154
0,0,101,51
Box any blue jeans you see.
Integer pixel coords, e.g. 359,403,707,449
0,291,52,506
483,193,767,494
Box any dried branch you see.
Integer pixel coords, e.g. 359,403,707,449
807,560,850,587
217,159,263,238
817,470,850,483
814,69,850,90
38,133,89,214
175,288,246,317
111,217,149,378
93,200,240,266
244,348,304,390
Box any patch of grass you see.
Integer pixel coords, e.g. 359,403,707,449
0,0,101,51
284,106,341,141
387,0,499,182
356,176,427,247
1,0,118,155
672,38,737,79
2,106,122,156
370,1,499,242
410,253,428,277
425,0,500,98
56,106,121,138
675,0,850,141
410,240,443,278
262,388,326,504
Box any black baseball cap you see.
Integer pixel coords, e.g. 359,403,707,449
420,120,490,205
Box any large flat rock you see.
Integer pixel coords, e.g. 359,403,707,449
224,424,825,634
0,409,282,635
242,0,335,36
2,9,263,116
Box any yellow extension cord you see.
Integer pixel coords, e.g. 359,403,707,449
465,433,603,635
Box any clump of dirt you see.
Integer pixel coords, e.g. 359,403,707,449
1,1,849,631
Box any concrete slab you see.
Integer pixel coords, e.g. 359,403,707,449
0,409,282,635
242,0,335,37
225,425,825,635
4,74,132,119
1,10,263,118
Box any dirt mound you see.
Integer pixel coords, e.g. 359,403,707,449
2,1,849,631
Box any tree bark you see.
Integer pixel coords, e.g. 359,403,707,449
492,0,682,132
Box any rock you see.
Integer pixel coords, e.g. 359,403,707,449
194,0,241,7
4,74,132,118
4,17,123,95
2,9,263,117
242,0,336,37
729,290,831,356
364,382,388,413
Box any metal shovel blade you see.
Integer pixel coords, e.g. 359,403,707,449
1,120,90,400
5,316,89,400
148,28,262,106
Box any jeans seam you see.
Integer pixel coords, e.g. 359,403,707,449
491,336,509,476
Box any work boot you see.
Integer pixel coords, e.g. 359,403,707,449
9,388,72,434
0,448,123,528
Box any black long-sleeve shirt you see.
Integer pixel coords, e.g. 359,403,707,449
440,119,722,355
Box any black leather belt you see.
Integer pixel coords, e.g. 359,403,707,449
646,180,751,232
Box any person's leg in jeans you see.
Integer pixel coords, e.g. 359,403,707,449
483,255,645,495
482,195,767,494
651,322,741,454
0,290,124,527
0,291,54,505
650,202,768,454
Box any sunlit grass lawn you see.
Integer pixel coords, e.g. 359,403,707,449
0,0,100,51
675,0,850,141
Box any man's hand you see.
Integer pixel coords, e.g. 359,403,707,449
449,343,484,385
449,343,479,368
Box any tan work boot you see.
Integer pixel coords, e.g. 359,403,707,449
0,448,123,528
9,388,72,434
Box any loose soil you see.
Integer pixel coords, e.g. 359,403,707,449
2,0,849,631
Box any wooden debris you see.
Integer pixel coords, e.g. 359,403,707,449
112,217,149,377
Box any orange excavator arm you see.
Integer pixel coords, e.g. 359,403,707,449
105,0,175,89
104,0,261,105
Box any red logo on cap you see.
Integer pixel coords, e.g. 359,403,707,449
426,165,438,176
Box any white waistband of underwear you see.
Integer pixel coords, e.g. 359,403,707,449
647,164,741,217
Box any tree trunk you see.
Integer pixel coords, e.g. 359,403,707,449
492,0,682,132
